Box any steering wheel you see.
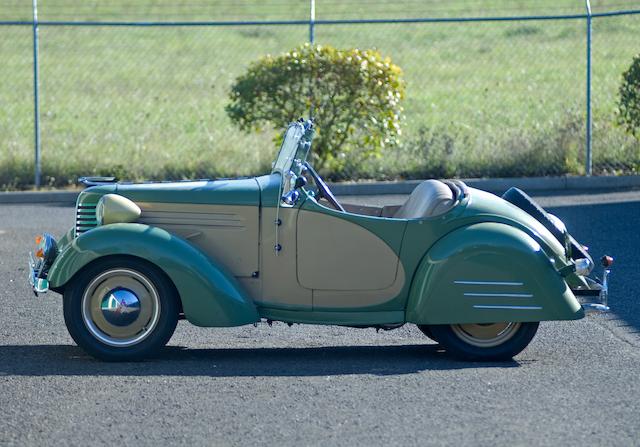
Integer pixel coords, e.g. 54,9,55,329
303,162,345,212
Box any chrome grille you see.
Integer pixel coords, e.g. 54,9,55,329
76,204,98,236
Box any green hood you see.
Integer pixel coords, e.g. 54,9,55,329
79,177,261,207
72,177,261,237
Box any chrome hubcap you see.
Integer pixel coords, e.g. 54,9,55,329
450,322,521,348
82,269,161,347
100,288,141,327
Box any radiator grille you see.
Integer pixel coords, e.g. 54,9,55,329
75,204,98,236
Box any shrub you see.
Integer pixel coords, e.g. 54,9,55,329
225,43,405,171
618,53,640,138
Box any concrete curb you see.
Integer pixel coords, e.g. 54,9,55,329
0,190,80,204
1,174,639,204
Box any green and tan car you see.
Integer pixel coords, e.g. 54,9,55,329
29,120,612,361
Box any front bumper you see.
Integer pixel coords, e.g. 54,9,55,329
29,253,50,294
28,233,58,295
572,266,611,313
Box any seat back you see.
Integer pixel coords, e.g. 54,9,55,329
393,180,455,219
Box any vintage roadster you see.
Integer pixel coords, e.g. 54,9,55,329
29,120,612,361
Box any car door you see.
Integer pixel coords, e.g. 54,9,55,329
297,199,407,310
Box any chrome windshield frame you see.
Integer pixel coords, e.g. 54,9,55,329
271,120,314,177
271,122,306,177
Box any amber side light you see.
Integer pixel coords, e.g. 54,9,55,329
35,248,45,259
35,235,43,245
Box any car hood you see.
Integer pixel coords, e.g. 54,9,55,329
80,177,261,207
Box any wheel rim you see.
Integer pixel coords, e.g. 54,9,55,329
81,268,161,347
450,322,521,348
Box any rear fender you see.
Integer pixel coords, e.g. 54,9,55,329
406,222,584,324
47,223,259,327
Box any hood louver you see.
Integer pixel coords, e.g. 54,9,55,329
76,203,98,236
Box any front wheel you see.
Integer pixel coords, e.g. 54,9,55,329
420,322,539,361
63,257,179,361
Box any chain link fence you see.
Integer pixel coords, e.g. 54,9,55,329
591,12,640,174
0,1,639,189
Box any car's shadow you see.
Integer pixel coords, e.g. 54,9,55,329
0,344,525,377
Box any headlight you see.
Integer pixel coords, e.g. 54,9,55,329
33,233,58,268
95,200,104,226
96,194,141,225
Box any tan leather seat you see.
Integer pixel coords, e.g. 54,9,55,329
394,180,455,219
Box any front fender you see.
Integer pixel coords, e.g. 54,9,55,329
48,223,259,327
406,222,584,324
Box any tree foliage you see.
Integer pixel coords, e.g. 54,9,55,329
225,44,405,170
618,53,640,138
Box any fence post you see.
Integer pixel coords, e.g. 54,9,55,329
308,0,316,118
585,0,593,176
309,0,315,44
32,0,41,188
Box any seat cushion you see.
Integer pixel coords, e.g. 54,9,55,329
393,180,455,219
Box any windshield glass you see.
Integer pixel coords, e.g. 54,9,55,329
272,122,306,175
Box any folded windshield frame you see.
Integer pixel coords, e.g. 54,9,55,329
271,120,314,178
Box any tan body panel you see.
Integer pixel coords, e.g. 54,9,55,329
136,202,259,278
297,210,400,291
135,202,402,309
312,261,406,308
259,207,312,308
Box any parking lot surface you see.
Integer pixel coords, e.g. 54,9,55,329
1,188,639,446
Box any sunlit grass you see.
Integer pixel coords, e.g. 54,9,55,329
1,1,639,189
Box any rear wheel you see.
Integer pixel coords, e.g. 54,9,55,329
63,257,179,361
423,322,539,361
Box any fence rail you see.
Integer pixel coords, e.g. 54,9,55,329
4,8,640,26
1,1,639,188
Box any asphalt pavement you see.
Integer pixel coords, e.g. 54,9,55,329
1,187,639,446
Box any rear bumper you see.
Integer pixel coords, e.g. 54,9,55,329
572,267,610,313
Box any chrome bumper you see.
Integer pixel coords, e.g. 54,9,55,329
573,266,610,313
28,233,59,295
28,252,49,295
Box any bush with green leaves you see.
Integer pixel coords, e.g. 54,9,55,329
225,43,405,171
618,53,640,138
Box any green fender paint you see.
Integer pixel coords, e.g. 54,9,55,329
47,223,259,327
56,227,75,250
406,222,584,324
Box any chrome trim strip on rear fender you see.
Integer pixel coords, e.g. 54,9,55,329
464,293,534,298
454,280,524,286
473,305,543,310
